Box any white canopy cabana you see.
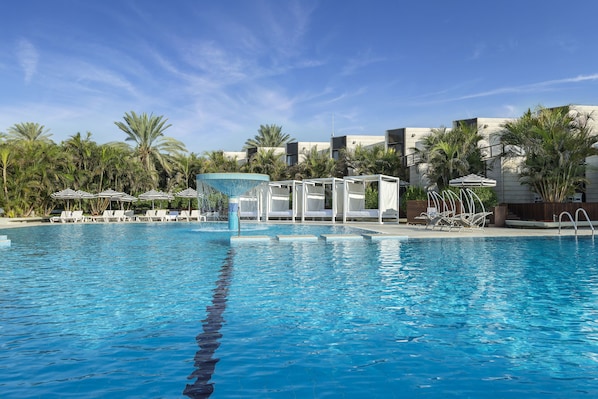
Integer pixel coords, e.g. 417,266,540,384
265,180,302,222
239,186,263,220
342,174,400,224
300,177,343,223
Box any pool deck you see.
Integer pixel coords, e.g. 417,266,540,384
355,222,595,239
1,217,594,239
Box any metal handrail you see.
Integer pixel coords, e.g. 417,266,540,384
575,208,595,237
558,211,575,235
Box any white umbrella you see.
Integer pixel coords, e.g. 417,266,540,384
175,187,199,212
139,189,174,209
449,174,497,187
51,188,91,210
96,189,125,210
75,190,95,199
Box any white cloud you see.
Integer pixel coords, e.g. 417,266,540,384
410,73,598,105
16,38,39,83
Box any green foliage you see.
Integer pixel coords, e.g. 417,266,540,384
289,146,337,179
365,186,378,209
7,122,53,143
115,111,187,186
243,124,294,149
403,185,428,201
242,148,287,180
415,122,485,189
501,105,598,202
400,185,428,213
468,187,499,209
343,145,405,178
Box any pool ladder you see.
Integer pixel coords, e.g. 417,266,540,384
558,208,595,237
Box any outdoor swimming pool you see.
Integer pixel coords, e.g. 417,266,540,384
1,223,597,398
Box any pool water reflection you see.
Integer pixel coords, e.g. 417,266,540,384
1,223,597,398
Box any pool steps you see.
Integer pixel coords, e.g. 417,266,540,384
231,233,408,244
0,235,10,247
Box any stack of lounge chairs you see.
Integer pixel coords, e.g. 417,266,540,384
416,189,492,231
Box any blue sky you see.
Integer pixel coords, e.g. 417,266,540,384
2,0,598,154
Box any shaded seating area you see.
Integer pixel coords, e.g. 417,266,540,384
239,187,262,220
300,178,344,222
342,174,400,224
266,180,301,222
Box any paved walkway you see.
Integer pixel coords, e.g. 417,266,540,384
342,221,595,239
1,217,594,239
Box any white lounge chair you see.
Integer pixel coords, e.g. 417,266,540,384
190,210,206,221
50,210,71,223
176,210,190,221
152,209,168,221
110,210,127,222
101,210,114,222
67,210,85,223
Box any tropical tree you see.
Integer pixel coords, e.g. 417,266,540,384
415,122,484,189
169,152,206,191
114,111,187,184
243,148,287,180
243,124,294,149
6,140,63,216
6,122,53,143
501,106,598,202
344,145,404,177
0,145,11,202
203,150,241,173
289,146,337,179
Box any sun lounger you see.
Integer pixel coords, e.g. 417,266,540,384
190,210,207,221
176,210,190,221
452,211,493,229
152,209,168,221
50,210,85,223
138,209,156,221
66,210,85,222
50,210,70,223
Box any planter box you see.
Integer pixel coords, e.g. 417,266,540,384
507,202,598,221
492,205,508,227
406,200,428,224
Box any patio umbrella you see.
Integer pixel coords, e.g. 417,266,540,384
449,174,497,187
139,189,174,209
75,189,95,199
175,187,199,212
51,188,86,210
115,193,137,209
96,188,125,210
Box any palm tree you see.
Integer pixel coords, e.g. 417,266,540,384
344,145,404,177
7,122,53,143
501,106,598,202
169,152,206,190
114,111,187,183
243,148,287,180
0,145,11,202
243,124,294,149
203,150,241,173
415,122,484,189
290,146,337,179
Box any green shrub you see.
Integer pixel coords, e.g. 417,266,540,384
400,185,428,213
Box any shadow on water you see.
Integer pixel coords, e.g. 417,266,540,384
183,248,235,398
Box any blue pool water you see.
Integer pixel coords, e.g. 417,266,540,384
1,223,597,398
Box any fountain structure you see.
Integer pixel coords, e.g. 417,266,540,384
196,173,270,232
